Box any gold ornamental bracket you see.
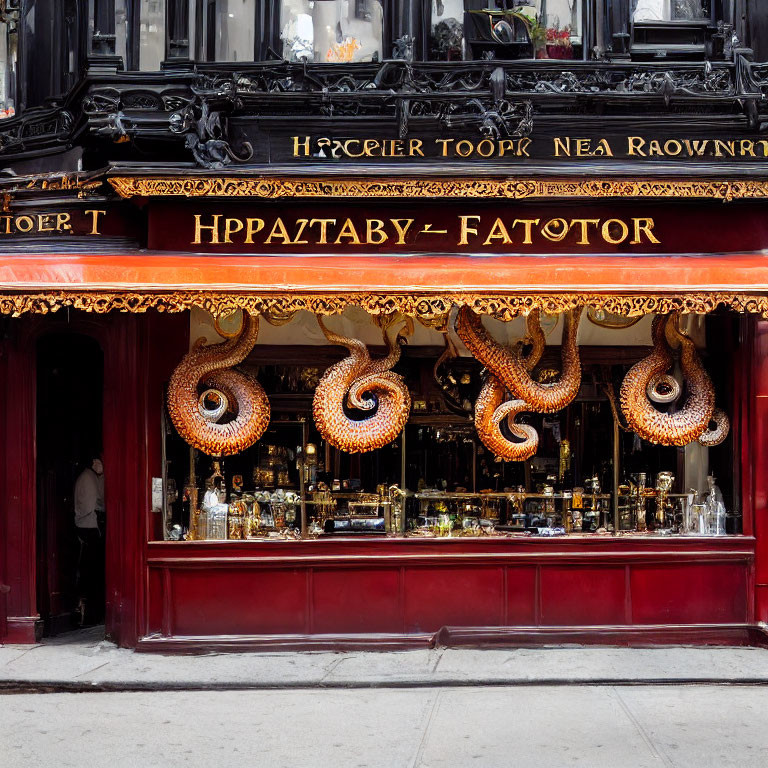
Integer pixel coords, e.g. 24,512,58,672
107,175,768,202
2,291,768,320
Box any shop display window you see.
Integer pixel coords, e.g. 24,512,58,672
159,307,741,542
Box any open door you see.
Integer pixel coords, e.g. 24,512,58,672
36,333,104,636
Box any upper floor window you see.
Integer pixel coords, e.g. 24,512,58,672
0,15,18,119
632,0,707,21
0,0,747,122
628,0,719,59
280,1,384,63
78,0,736,67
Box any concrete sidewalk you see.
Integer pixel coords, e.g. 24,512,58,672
3,627,768,692
4,686,768,768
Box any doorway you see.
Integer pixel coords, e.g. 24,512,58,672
36,333,104,636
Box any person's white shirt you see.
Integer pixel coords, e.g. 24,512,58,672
74,460,105,530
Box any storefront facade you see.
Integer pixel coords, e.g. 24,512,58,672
1,0,768,649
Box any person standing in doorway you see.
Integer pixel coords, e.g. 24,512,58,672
74,456,105,626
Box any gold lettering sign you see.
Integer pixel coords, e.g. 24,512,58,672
0,209,107,236
292,135,768,162
192,214,660,248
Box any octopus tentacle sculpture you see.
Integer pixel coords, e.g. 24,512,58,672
456,306,583,413
619,313,715,446
167,312,270,457
472,311,547,461
313,315,411,453
698,408,730,447
453,310,548,461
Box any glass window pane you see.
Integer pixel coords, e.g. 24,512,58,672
0,21,17,119
430,0,464,61
167,0,190,58
461,1,581,61
281,0,384,63
115,0,128,65
632,0,707,21
215,0,255,62
139,0,166,70
543,0,582,54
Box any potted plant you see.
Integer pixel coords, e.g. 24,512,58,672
546,25,574,60
526,16,548,58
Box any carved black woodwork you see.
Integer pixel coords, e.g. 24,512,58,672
0,54,767,170
0,1,762,170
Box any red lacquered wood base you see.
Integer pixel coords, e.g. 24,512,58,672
139,536,756,652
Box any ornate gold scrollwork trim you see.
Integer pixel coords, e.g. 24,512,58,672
1,291,768,319
109,176,768,201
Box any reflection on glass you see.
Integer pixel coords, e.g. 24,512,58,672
139,0,165,70
192,0,256,63
167,0,190,58
0,21,17,119
281,0,383,63
430,0,464,61
543,0,582,50
459,1,582,61
90,0,116,55
116,1,128,65
632,0,706,21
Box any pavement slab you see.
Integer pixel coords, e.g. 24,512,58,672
3,629,768,690
2,686,767,768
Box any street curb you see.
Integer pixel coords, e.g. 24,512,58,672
3,677,768,694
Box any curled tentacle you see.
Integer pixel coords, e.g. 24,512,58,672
199,388,229,422
619,313,715,446
698,408,730,447
475,375,539,461
647,373,681,404
167,313,270,456
462,310,547,461
456,306,582,413
313,315,411,453
347,316,412,410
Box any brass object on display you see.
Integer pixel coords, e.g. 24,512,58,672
312,315,411,453
655,471,675,529
166,312,271,456
2,291,768,320
108,175,768,202
620,313,716,446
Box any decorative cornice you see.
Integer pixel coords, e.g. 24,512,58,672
107,176,768,201
1,291,767,320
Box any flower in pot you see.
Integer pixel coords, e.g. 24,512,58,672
546,25,574,59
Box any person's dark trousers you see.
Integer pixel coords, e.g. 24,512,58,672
75,527,105,625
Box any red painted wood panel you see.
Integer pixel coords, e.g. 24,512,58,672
506,566,537,625
751,321,768,600
753,322,768,398
169,567,307,636
312,568,400,634
756,585,768,624
630,563,748,624
403,566,504,633
146,567,164,636
540,566,627,626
